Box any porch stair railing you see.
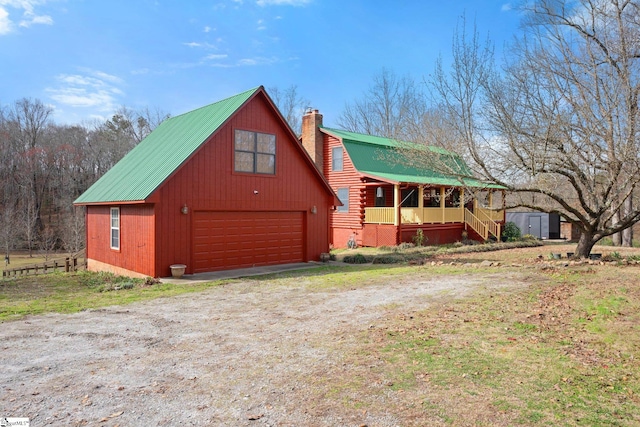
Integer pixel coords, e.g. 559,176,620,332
464,208,501,240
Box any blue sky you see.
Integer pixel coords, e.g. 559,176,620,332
0,0,521,127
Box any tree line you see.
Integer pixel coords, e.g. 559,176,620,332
0,98,169,258
337,0,640,257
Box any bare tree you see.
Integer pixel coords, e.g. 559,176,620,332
0,202,19,263
338,68,427,140
427,1,640,258
58,205,85,255
268,85,309,135
5,98,53,236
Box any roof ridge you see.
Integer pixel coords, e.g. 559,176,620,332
321,126,458,155
169,86,262,121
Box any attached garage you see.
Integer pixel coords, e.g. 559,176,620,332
192,211,305,272
75,87,338,278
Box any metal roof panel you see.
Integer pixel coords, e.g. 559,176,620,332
75,87,260,204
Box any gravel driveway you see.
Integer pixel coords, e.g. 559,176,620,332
0,270,515,426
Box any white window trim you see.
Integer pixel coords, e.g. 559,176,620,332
110,207,120,250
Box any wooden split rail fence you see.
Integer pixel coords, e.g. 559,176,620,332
2,249,86,278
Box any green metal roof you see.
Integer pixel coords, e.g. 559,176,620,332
321,127,504,189
75,87,260,204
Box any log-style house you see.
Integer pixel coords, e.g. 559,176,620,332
301,110,505,248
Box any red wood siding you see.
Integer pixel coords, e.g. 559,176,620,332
86,204,155,276
363,223,466,247
400,224,465,245
153,92,332,277
324,134,365,247
192,211,304,272
364,185,393,207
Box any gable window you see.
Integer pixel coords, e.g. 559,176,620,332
110,207,120,250
235,129,276,174
337,187,349,212
332,147,343,171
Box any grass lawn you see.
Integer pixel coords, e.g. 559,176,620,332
1,242,640,425
0,271,231,321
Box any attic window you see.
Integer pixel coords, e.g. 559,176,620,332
235,130,276,174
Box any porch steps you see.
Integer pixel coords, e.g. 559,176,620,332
464,208,501,240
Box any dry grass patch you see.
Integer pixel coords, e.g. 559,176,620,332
349,264,640,426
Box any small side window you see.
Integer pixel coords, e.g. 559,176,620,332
110,207,120,250
332,147,343,171
336,188,349,212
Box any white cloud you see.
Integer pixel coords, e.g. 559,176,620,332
0,7,12,34
46,69,124,112
204,53,227,60
257,18,266,30
501,3,512,12
237,56,277,66
131,68,150,75
183,41,218,49
204,25,211,33
0,0,53,34
19,11,52,27
256,0,311,6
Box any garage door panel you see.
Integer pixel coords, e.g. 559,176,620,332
192,211,304,273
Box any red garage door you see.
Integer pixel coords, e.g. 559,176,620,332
192,211,305,273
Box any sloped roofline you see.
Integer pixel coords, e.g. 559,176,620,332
75,86,339,206
319,127,505,190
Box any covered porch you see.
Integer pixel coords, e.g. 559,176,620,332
363,183,505,241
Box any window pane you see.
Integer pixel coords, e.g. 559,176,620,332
256,133,276,154
337,188,349,212
235,130,255,151
111,209,119,227
332,147,343,171
235,151,254,172
111,229,119,248
256,153,275,174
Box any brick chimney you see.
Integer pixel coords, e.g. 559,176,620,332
301,109,324,173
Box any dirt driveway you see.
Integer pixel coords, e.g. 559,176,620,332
0,269,522,426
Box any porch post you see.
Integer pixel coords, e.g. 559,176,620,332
417,185,424,225
460,187,465,219
393,184,400,226
440,186,445,224
488,190,494,211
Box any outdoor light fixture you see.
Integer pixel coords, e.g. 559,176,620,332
376,187,383,198
311,206,317,214
181,204,189,215
253,190,259,195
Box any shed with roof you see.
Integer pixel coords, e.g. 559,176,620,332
75,87,338,278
